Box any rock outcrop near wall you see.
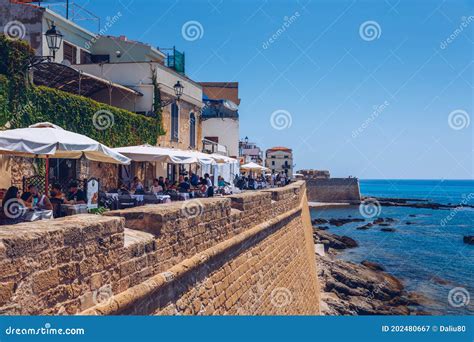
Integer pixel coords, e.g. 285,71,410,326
306,178,361,203
0,181,320,315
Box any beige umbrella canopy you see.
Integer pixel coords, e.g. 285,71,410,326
0,122,131,191
240,162,270,172
0,122,131,164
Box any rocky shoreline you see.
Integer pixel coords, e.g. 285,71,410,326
313,228,429,315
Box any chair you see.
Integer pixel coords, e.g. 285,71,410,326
117,195,137,209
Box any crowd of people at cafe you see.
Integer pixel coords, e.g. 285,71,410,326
0,170,292,225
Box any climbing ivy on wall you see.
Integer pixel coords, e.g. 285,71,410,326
0,35,161,147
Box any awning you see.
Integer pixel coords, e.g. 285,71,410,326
113,144,197,164
0,122,131,165
33,62,142,97
241,162,270,172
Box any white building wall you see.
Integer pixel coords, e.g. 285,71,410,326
201,118,239,158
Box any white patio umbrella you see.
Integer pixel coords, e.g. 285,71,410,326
113,144,198,164
0,122,131,192
240,162,270,172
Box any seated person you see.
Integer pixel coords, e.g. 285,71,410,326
199,179,208,197
49,183,64,201
178,176,191,193
131,177,144,193
218,176,226,187
64,182,87,204
20,185,35,204
151,178,164,194
21,185,52,210
158,177,166,191
49,183,64,218
0,186,27,224
190,171,200,187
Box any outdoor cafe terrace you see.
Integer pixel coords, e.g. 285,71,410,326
0,123,276,226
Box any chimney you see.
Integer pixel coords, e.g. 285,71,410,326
118,35,127,41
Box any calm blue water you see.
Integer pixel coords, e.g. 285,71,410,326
311,179,474,315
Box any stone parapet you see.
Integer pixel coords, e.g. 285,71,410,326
0,181,320,315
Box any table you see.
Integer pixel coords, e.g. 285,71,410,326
130,194,144,203
155,194,171,203
105,193,119,200
23,209,53,222
61,204,88,216
178,193,190,201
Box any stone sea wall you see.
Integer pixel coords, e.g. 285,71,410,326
0,181,320,315
306,178,361,203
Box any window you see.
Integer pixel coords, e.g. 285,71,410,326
80,50,92,64
63,42,77,64
272,161,275,166
284,155,289,158
171,103,179,142
189,112,196,148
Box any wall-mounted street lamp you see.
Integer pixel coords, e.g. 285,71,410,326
157,81,184,108
44,23,63,59
28,22,63,68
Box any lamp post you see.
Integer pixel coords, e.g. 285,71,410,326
157,81,184,108
28,22,63,68
44,23,63,60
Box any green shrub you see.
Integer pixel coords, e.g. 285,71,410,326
0,34,161,146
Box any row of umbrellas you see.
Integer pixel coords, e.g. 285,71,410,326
0,122,267,192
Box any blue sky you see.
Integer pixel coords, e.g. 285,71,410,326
68,0,472,179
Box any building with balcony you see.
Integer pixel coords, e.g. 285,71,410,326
265,147,293,177
239,138,263,165
0,0,203,185
199,82,240,158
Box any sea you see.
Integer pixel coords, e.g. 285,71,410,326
310,179,474,315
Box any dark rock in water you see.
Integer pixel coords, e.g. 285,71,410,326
318,226,329,230
348,215,352,218
379,223,391,227
385,218,396,222
373,218,384,224
339,236,358,248
381,227,396,232
406,221,413,225
356,225,371,230
313,230,358,249
317,256,422,315
312,218,329,225
409,214,417,217
431,276,451,286
464,236,474,245
361,260,385,272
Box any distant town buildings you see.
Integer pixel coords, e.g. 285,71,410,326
200,82,240,158
239,137,263,165
265,147,293,177
298,169,331,179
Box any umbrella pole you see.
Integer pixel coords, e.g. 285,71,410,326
45,156,49,195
